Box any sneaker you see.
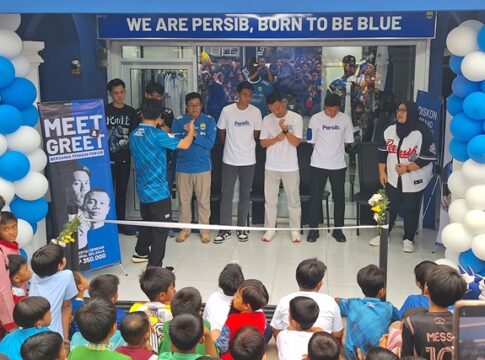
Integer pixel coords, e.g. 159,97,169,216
176,230,190,243
306,230,320,243
369,235,380,246
237,230,249,242
332,230,346,243
291,231,301,243
132,252,149,263
164,266,175,273
402,239,415,253
262,230,276,242
200,231,211,244
214,230,231,244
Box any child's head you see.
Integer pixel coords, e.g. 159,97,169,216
139,267,176,303
13,296,51,328
414,261,438,291
229,326,266,360
89,274,119,303
169,313,204,353
31,244,66,278
307,332,340,360
73,271,89,296
296,258,327,291
357,264,386,298
289,296,320,331
425,265,467,308
7,254,32,286
20,331,67,360
233,279,269,312
75,298,117,344
120,311,150,347
0,211,18,242
219,263,244,296
365,347,399,360
171,287,202,317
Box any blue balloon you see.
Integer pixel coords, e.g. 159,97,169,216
478,25,485,52
449,55,464,75
449,138,470,162
460,249,485,275
452,75,481,98
10,197,48,224
450,113,483,142
29,222,37,234
447,94,464,116
481,80,485,93
0,104,22,134
464,92,485,120
20,105,39,127
0,56,15,88
0,78,37,110
468,134,485,164
0,151,30,181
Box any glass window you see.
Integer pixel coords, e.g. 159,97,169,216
122,46,194,59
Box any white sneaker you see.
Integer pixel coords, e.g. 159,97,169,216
262,230,276,242
291,231,301,243
369,236,380,246
402,239,415,253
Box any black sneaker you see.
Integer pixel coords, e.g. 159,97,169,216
214,230,231,244
306,230,320,243
332,230,347,243
131,252,149,263
236,230,248,242
164,266,175,273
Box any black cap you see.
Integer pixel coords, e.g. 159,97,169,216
342,55,356,65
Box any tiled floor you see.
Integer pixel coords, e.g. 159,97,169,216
86,225,444,309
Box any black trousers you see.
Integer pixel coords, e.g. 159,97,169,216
135,198,172,267
111,159,131,221
386,181,424,242
309,167,346,228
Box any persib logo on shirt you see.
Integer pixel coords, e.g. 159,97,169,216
234,120,250,127
322,125,340,131
200,122,207,131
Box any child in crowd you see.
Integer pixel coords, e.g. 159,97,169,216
130,267,175,352
229,326,266,360
116,312,157,360
0,296,52,360
402,265,467,359
305,332,340,360
399,261,437,317
337,264,399,360
361,347,399,360
216,279,269,360
70,271,88,335
160,287,217,356
271,258,343,340
89,274,126,328
203,263,244,340
277,296,322,360
20,331,67,360
68,298,130,360
0,211,21,258
7,254,32,303
29,244,78,340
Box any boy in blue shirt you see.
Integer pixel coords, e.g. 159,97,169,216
336,264,399,360
21,331,67,360
399,261,437,318
172,92,217,244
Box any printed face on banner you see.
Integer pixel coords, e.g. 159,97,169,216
83,190,111,223
70,170,91,206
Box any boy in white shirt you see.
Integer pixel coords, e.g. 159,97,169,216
277,296,322,360
214,81,262,244
260,92,303,243
271,258,343,341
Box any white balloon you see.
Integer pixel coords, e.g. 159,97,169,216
26,148,47,172
0,134,7,156
462,51,485,82
14,171,48,201
442,223,474,253
462,159,485,185
449,199,470,223
10,55,30,78
16,219,33,248
0,14,21,31
466,185,485,210
6,126,41,154
0,177,15,204
460,19,484,32
0,29,23,59
446,26,479,56
472,234,485,260
445,248,461,264
448,170,470,199
435,258,460,271
464,210,485,235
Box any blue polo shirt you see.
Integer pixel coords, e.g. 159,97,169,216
129,124,180,204
249,78,273,116
171,113,216,174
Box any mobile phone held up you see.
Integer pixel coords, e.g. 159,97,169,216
454,300,485,360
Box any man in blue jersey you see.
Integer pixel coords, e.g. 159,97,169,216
129,98,195,267
248,61,273,117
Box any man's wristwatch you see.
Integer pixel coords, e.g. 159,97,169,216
282,129,289,134
406,165,411,173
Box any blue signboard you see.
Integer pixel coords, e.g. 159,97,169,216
39,99,121,273
97,12,436,39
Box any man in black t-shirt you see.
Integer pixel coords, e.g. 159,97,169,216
105,78,137,235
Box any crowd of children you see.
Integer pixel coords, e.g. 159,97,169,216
0,206,471,360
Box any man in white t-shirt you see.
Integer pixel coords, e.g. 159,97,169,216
271,258,344,340
307,94,354,243
260,92,303,243
214,81,262,244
